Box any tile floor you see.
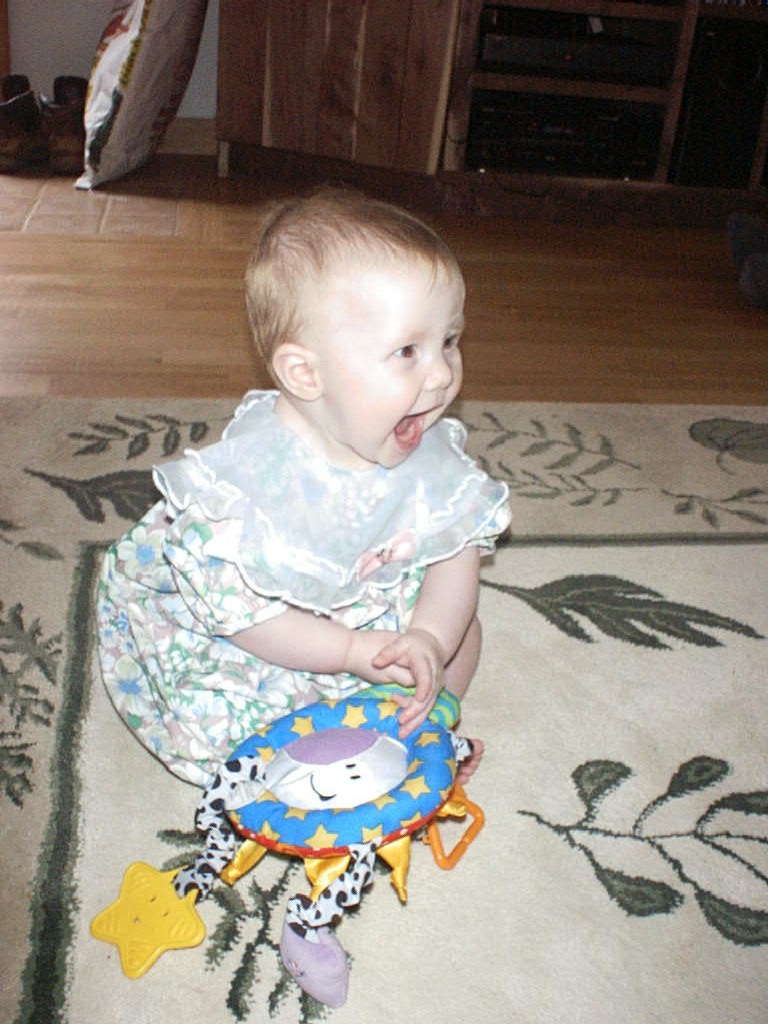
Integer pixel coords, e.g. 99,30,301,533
0,156,300,249
0,170,183,236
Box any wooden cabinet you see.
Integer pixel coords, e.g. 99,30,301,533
217,0,768,193
217,0,461,175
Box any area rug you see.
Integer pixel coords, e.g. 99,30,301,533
3,397,767,1024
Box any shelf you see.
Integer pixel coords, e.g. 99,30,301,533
699,3,768,23
445,0,700,181
473,71,670,104
483,1,689,20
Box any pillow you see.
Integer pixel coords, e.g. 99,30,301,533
76,0,208,189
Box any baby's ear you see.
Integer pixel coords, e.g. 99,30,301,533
271,343,322,400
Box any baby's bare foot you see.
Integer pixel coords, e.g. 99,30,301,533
456,738,484,784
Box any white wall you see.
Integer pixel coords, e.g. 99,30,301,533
7,0,219,118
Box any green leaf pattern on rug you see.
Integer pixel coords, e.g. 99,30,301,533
572,760,633,822
68,413,212,459
689,419,768,471
465,411,768,527
0,601,62,807
1,518,64,561
664,486,768,530
158,829,329,1024
591,863,684,917
483,574,763,648
18,412,226,525
469,412,642,508
25,469,158,523
521,756,768,946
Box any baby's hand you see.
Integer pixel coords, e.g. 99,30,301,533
371,628,445,738
343,629,416,688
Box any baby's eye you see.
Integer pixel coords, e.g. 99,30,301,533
396,344,416,359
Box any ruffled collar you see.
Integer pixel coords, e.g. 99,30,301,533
154,391,509,612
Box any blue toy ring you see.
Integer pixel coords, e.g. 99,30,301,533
227,689,460,856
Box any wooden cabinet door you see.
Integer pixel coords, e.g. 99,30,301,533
218,0,459,173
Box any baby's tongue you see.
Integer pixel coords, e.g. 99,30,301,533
394,413,424,451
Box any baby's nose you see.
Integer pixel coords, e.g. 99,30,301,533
425,355,454,390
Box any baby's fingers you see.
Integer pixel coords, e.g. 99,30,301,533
396,696,431,738
378,664,414,688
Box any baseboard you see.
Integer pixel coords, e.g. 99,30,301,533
226,142,768,228
158,118,217,156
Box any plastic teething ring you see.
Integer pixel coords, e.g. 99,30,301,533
424,783,486,869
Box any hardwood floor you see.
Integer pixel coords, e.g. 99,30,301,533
1,155,766,403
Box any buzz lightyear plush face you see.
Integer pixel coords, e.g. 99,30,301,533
246,728,408,810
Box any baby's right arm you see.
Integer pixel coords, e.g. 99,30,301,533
227,610,414,687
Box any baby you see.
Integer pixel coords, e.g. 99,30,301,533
98,188,511,788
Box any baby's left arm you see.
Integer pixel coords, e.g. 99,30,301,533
372,545,480,735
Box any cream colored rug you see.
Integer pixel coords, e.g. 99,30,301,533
3,397,767,1024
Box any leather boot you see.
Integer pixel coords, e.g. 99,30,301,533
40,76,88,175
0,75,47,172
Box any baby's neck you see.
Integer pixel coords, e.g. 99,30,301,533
273,392,315,448
272,392,375,472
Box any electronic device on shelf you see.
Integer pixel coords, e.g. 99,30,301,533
466,90,664,180
477,6,679,87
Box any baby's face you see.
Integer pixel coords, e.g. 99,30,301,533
289,254,465,470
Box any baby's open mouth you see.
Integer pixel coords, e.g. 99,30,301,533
394,412,426,452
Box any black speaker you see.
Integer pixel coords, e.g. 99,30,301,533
672,18,768,188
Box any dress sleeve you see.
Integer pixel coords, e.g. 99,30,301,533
164,515,288,637
440,416,512,556
465,498,512,554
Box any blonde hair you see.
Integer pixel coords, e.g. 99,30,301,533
244,188,461,366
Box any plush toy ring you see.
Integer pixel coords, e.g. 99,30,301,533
225,688,460,856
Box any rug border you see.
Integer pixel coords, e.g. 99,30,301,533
14,543,104,1024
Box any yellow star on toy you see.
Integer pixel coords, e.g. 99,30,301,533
304,823,340,850
91,862,205,979
256,744,275,763
400,810,424,829
291,716,315,737
415,731,441,748
402,774,430,799
373,792,396,810
342,703,368,728
256,820,281,843
361,823,384,843
377,699,399,719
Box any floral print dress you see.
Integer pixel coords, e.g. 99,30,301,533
97,391,511,786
